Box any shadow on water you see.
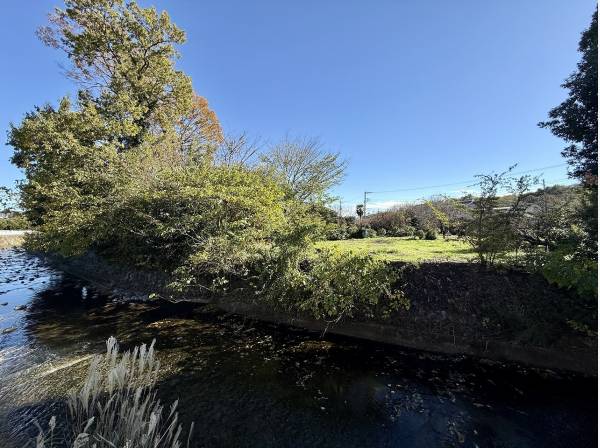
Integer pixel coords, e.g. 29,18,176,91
0,249,597,447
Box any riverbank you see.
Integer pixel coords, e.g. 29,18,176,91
43,250,597,375
1,248,596,447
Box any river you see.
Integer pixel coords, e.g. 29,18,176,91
0,249,596,447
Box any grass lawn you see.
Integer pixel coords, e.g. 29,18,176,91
315,237,475,263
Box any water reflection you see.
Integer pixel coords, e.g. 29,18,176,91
0,249,597,447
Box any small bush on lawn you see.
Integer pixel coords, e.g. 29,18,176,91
424,229,438,240
362,228,377,238
325,224,350,240
389,225,415,237
414,229,426,240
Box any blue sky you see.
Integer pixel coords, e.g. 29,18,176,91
0,0,595,212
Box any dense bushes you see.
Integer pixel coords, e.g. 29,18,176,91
362,227,377,238
541,249,597,299
265,248,408,323
361,199,468,238
391,225,416,237
7,0,403,328
323,222,359,240
320,197,466,242
424,229,438,240
0,213,30,230
18,127,402,324
24,149,303,295
324,221,437,241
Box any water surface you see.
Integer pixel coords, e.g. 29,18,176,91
0,249,596,447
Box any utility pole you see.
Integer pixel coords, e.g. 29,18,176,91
541,179,549,252
363,191,371,217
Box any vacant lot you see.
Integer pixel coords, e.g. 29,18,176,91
316,237,475,262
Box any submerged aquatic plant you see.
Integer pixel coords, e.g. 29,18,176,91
34,337,193,448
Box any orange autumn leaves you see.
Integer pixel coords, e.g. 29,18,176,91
178,94,224,156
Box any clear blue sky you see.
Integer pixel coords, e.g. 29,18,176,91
0,0,595,212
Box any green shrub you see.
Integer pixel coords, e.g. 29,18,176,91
324,223,361,241
389,227,401,237
324,224,348,241
542,250,597,299
403,226,416,237
25,156,305,297
518,244,597,336
267,249,408,324
346,224,360,238
544,252,597,336
362,228,377,238
424,228,438,240
376,228,387,237
414,229,426,240
0,213,30,230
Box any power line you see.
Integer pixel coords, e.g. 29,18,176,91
334,175,575,207
365,163,568,195
331,165,573,215
359,164,572,216
366,179,475,195
359,177,577,215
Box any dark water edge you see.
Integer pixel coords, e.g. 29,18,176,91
47,250,598,375
0,248,597,448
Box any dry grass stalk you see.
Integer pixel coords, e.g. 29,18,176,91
34,337,193,448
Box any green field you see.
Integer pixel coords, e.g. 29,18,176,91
315,237,475,263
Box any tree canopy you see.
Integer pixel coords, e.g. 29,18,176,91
6,0,401,325
260,136,346,203
37,0,195,150
539,9,598,184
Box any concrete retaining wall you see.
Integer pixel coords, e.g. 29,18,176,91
44,252,597,375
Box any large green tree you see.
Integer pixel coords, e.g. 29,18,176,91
9,0,205,225
7,0,399,320
533,9,598,309
37,0,194,150
539,9,597,256
539,10,597,183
